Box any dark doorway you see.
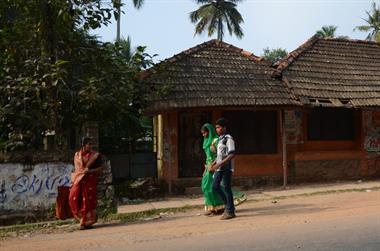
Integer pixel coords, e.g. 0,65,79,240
178,112,212,177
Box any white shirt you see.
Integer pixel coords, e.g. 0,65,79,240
216,134,235,171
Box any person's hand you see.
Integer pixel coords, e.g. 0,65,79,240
214,163,220,170
84,168,89,173
209,164,218,172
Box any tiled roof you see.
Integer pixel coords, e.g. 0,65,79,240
145,40,299,113
276,36,380,108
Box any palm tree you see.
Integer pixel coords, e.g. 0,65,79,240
190,0,244,41
354,2,380,42
315,25,337,38
115,0,144,41
117,36,133,62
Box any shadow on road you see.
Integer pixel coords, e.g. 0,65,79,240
236,203,334,218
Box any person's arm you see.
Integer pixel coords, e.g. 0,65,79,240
210,138,217,153
206,159,218,173
209,154,235,171
89,154,105,174
90,164,104,174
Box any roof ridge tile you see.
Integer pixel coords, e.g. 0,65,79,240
275,35,320,72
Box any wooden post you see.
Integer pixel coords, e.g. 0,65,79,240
155,115,164,179
162,114,172,194
280,110,288,188
168,144,172,195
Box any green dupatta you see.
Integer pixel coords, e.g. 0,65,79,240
202,123,218,167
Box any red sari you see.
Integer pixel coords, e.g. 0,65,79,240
69,150,99,227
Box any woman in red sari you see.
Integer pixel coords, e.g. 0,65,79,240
69,137,103,230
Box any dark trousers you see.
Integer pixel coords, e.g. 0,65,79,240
212,169,235,215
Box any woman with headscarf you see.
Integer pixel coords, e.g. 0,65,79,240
201,123,225,215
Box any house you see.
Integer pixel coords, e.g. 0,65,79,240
275,36,380,182
145,37,380,193
145,39,299,192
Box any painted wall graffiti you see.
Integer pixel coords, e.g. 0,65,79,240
285,110,303,144
0,180,6,204
0,163,73,211
363,111,380,152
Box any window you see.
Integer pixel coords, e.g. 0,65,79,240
222,111,278,154
308,108,355,141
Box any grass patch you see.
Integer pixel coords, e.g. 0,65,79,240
103,205,202,223
0,205,202,239
0,219,76,239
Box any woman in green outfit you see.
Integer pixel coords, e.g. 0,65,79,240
200,123,247,216
201,123,225,215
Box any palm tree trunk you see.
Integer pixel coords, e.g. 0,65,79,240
116,0,121,41
40,0,61,149
217,17,223,41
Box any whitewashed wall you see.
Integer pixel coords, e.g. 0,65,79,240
0,163,73,211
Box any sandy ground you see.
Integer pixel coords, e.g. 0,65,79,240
1,190,380,251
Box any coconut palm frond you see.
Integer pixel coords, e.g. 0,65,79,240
190,0,244,41
354,2,380,41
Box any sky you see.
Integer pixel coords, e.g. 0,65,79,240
93,0,377,62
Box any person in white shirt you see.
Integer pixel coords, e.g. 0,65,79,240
210,118,236,220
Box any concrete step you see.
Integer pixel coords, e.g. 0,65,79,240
184,187,202,195
184,186,245,196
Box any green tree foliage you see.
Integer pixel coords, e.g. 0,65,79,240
355,2,380,42
0,0,154,151
116,36,133,61
316,25,338,38
262,47,288,64
190,0,244,41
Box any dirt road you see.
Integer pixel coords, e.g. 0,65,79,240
1,190,380,251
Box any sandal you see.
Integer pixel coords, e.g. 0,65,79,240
204,211,214,216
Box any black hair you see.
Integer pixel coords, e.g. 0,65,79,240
81,137,92,147
216,117,228,128
201,124,209,132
